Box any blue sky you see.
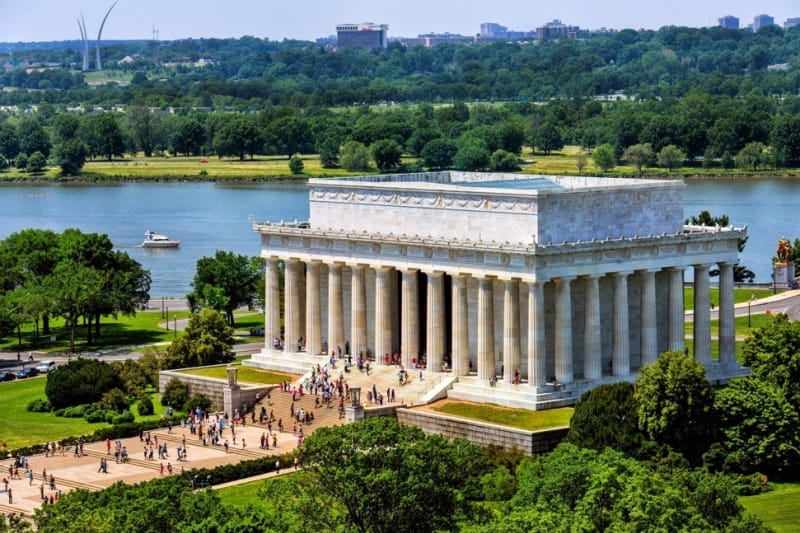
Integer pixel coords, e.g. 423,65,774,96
0,0,796,42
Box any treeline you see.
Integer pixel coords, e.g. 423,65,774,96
3,90,800,175
2,24,800,108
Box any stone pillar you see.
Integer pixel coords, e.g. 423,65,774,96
554,277,574,383
477,277,495,381
693,264,712,366
583,275,602,380
265,258,281,350
305,260,322,355
718,262,736,366
451,274,470,376
612,271,631,376
401,269,419,369
327,263,345,356
426,271,445,372
503,279,521,384
639,269,658,368
374,267,393,365
667,267,685,352
284,259,303,353
350,264,368,361
527,281,546,388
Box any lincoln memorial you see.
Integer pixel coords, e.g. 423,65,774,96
245,172,747,409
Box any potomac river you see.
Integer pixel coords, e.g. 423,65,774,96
1,178,798,297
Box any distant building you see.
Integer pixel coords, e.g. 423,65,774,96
718,15,739,29
786,18,800,29
752,14,775,31
536,20,580,40
336,23,389,50
399,32,474,48
480,22,508,38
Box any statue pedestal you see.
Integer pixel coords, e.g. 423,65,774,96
774,262,796,289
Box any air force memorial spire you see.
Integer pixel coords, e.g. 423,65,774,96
247,172,748,409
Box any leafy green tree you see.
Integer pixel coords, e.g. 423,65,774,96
171,117,205,156
711,377,800,476
264,115,314,157
55,138,87,175
317,136,340,168
47,261,107,352
340,140,371,171
288,153,304,174
213,115,262,160
576,151,588,173
161,309,235,369
45,359,123,409
161,377,190,407
421,138,457,170
15,152,28,170
623,143,654,174
741,313,800,410
735,142,767,171
51,113,81,145
126,106,165,157
370,139,403,171
136,395,154,416
534,122,564,155
453,138,490,171
299,417,466,533
89,113,125,161
25,150,47,173
0,122,19,159
406,127,441,157
489,149,520,171
771,114,800,167
188,250,260,326
592,143,616,172
17,118,51,158
657,144,686,170
635,350,718,463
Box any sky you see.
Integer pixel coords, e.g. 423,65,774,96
0,0,797,43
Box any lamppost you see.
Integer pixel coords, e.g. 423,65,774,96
165,306,169,331
748,293,756,327
174,316,177,339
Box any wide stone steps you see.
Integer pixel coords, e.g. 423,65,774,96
252,386,347,436
150,431,266,460
32,471,101,491
0,502,28,518
82,447,161,471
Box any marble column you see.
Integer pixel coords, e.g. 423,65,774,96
639,269,658,368
265,258,281,349
327,262,345,356
503,279,521,384
477,277,495,381
401,269,419,369
374,266,393,365
694,265,711,367
718,262,736,366
305,260,322,355
693,264,712,366
350,264,367,360
527,281,546,388
667,267,685,352
451,274,470,376
284,259,303,353
583,275,602,380
555,277,574,383
612,271,630,376
426,271,445,372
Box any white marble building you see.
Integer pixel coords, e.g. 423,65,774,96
246,172,747,409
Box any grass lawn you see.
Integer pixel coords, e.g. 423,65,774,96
216,478,268,507
683,288,777,311
1,377,109,449
741,482,800,532
431,401,572,431
179,364,294,385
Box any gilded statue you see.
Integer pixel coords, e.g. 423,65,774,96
776,237,792,264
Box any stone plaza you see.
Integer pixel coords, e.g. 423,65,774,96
246,172,748,409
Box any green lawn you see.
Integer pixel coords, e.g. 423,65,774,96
432,401,572,431
179,364,294,385
1,377,108,449
683,288,777,311
216,478,268,507
741,482,800,532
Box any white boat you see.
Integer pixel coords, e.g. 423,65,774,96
142,231,180,248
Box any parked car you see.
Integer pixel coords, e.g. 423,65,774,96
35,360,56,373
15,367,39,379
250,327,265,336
0,372,16,382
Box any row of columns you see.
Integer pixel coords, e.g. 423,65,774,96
264,258,737,387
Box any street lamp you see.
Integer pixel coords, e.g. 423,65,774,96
174,316,177,338
748,293,756,327
165,306,169,331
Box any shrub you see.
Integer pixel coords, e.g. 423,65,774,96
101,387,130,412
26,398,51,412
85,410,109,423
112,411,135,425
161,377,189,408
63,405,88,418
45,358,123,410
184,393,212,414
15,153,28,170
26,150,47,173
137,395,154,416
288,154,304,174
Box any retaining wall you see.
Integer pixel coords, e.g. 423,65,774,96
158,368,271,413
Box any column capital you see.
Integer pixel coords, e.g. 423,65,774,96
665,266,685,273
423,270,446,278
554,275,576,284
693,263,712,271
635,267,660,274
609,270,633,278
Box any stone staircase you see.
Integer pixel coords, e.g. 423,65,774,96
32,470,102,491
82,447,161,472
251,386,348,436
150,430,266,460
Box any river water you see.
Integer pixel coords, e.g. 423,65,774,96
0,178,796,296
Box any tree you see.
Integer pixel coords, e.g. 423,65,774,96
592,143,616,172
171,117,205,156
534,122,564,155
576,151,588,173
0,122,19,160
161,377,190,407
298,417,465,533
489,149,520,171
657,144,686,171
370,139,403,172
126,106,165,157
741,313,800,410
340,140,371,172
565,382,648,457
453,139,490,171
421,138,457,170
317,136,340,168
90,113,125,161
213,115,262,160
187,250,260,326
161,309,235,369
288,153,304,174
25,150,47,173
735,142,767,171
622,143,654,174
55,138,87,175
17,118,51,158
47,261,107,352
771,114,800,167
45,359,123,409
635,350,718,463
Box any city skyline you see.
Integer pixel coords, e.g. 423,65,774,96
0,0,796,43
